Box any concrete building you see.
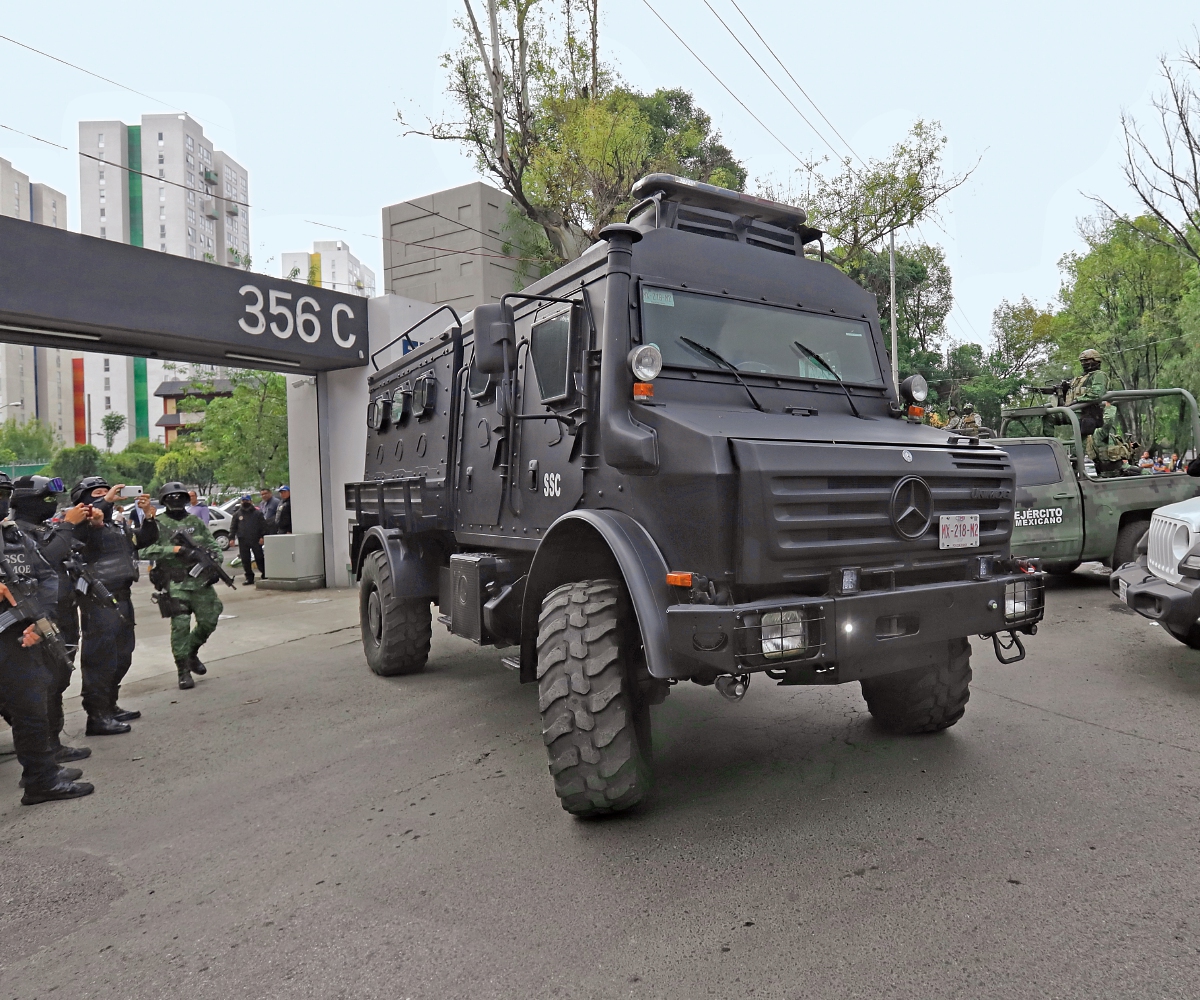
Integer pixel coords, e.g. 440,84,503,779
75,114,248,447
380,181,520,312
282,240,376,297
154,376,233,446
0,157,79,444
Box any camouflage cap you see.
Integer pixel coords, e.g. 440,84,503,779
1079,348,1102,363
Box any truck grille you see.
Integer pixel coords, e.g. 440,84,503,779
1147,515,1190,584
732,440,1014,586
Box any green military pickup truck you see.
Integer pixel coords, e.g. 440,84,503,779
997,389,1200,573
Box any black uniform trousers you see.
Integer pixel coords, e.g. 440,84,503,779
0,628,58,789
45,596,78,749
79,588,135,719
238,540,265,583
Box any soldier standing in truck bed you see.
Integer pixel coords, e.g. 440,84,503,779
957,403,982,437
1067,348,1109,439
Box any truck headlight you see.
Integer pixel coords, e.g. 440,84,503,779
761,610,808,659
1004,576,1044,624
628,343,663,382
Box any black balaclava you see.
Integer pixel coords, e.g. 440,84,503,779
163,494,190,521
11,476,60,524
0,486,11,522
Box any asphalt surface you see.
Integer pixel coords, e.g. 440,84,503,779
3,566,1200,999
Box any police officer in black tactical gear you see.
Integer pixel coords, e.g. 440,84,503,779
10,475,93,762
0,471,94,805
68,476,158,734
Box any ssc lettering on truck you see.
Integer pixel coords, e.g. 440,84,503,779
1014,507,1064,527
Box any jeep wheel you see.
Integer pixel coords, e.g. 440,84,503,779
537,579,652,817
1112,520,1149,570
359,549,431,677
860,638,972,734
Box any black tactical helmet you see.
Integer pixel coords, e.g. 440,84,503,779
0,470,11,494
71,475,110,505
158,481,190,510
12,475,64,522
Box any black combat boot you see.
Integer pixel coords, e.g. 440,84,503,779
113,706,142,721
21,776,94,805
19,766,83,788
177,661,195,689
189,654,207,676
54,744,92,763
86,715,131,736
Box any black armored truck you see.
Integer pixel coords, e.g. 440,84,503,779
345,175,1045,817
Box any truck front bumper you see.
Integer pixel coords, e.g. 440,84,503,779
1110,558,1200,639
663,574,1044,682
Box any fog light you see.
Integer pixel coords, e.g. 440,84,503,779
840,568,860,593
843,621,854,634
761,610,808,659
1004,577,1043,624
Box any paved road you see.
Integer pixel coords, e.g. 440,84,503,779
3,567,1199,999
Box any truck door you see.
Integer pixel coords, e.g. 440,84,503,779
1005,440,1084,563
507,303,586,531
456,351,509,532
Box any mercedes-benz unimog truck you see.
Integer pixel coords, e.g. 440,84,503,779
344,174,1045,817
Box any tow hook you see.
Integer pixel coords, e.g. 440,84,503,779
715,674,751,701
990,630,1026,664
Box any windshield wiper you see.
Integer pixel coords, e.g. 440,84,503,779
679,337,767,412
792,340,864,419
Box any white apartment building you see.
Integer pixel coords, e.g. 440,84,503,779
75,114,249,449
0,156,78,446
282,240,376,297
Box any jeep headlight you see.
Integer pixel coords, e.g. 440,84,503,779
761,609,808,659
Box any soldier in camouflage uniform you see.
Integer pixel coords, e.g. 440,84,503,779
1067,348,1109,441
1086,403,1147,478
944,405,960,431
957,402,982,437
139,482,223,690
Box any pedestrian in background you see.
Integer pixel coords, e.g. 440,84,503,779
259,487,279,535
276,486,291,534
187,490,211,525
230,495,267,585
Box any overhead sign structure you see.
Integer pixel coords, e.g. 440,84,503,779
0,217,368,373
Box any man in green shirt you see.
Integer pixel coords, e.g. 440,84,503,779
139,482,224,690
1066,348,1109,441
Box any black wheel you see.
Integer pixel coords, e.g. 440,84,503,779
860,638,972,734
1111,520,1149,570
214,531,231,551
1043,561,1080,576
359,549,431,677
537,579,652,817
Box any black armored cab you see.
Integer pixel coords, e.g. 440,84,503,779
345,174,1045,817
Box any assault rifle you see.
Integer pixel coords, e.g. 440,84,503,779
0,557,71,666
63,550,119,610
1025,380,1071,405
172,530,237,589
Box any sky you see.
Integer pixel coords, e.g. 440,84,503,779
1,0,1197,346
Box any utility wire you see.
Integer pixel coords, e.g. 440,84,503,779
305,219,544,265
727,0,866,168
0,33,232,135
638,0,817,178
1,120,252,208
701,1,853,173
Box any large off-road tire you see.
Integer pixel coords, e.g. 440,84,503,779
1111,520,1150,570
860,638,972,734
359,549,431,677
537,579,652,817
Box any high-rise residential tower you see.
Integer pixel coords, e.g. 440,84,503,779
76,114,248,447
282,241,376,297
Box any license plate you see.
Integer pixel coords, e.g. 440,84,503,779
939,514,980,549
1119,579,1129,603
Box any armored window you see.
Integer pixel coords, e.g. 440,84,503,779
1004,443,1063,488
529,309,574,404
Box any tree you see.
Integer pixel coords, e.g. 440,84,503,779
154,442,220,496
1100,35,1200,266
44,444,105,486
0,418,56,463
106,438,165,490
100,412,127,451
200,372,289,490
404,0,744,266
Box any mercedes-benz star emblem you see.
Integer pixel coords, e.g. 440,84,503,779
901,449,913,463
889,476,934,540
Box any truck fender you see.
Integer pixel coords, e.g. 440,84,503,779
518,510,673,683
355,526,438,599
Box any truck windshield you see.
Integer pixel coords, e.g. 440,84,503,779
641,286,884,385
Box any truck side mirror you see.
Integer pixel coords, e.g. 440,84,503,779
1188,458,1200,478
473,302,516,375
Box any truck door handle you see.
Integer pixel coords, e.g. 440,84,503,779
1052,492,1073,499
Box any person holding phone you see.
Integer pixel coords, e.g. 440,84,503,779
68,477,159,733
